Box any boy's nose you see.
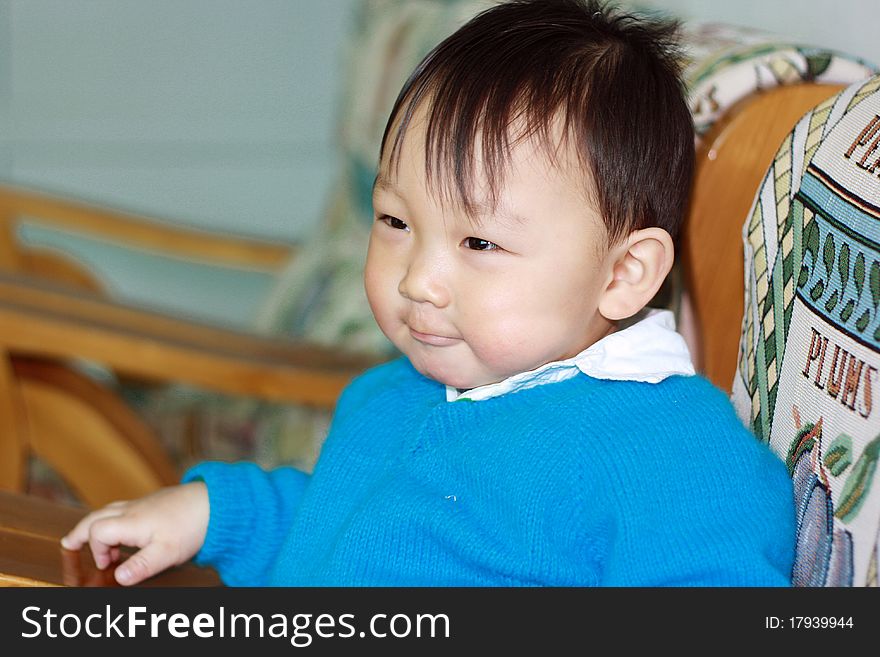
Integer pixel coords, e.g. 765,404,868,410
398,254,450,308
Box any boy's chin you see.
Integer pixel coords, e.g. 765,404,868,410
413,364,466,389
408,357,501,391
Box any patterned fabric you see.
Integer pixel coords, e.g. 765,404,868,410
679,20,876,141
731,75,880,587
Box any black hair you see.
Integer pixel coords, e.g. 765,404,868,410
379,0,694,243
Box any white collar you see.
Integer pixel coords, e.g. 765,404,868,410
445,308,695,402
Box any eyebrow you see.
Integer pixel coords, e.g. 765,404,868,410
372,172,396,194
372,173,527,230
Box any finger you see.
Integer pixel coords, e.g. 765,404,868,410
115,542,178,586
86,516,148,570
60,506,125,551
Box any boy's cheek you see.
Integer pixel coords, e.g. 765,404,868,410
363,255,389,303
363,270,390,329
364,277,406,346
465,323,533,371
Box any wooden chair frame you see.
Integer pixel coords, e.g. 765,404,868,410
0,182,294,290
0,184,380,508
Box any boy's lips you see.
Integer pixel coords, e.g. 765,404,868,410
408,327,460,346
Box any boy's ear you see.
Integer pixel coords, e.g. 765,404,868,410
598,227,674,321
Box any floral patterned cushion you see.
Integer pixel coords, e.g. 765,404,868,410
680,20,875,141
731,75,880,586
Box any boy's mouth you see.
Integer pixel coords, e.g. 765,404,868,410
408,327,460,347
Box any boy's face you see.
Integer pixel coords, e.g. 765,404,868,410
366,111,617,390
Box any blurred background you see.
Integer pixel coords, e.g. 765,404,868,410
0,0,876,328
0,0,357,327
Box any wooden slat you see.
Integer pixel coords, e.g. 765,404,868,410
18,372,174,507
14,358,178,491
0,532,66,587
21,247,105,294
0,488,88,540
0,353,27,491
0,183,294,273
0,272,381,408
0,217,23,270
0,272,376,369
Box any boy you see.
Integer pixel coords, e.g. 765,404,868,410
63,0,795,586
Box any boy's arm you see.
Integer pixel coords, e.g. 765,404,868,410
60,463,310,586
181,461,311,586
178,361,392,584
179,362,392,585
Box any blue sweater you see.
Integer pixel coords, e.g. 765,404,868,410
184,357,795,586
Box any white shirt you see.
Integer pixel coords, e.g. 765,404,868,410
445,308,696,402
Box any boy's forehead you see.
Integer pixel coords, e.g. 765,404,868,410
377,108,595,206
385,100,580,167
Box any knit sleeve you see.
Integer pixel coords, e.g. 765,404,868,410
175,361,408,585
181,462,310,586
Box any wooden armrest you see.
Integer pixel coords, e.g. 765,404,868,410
0,271,383,408
0,490,220,587
0,182,294,273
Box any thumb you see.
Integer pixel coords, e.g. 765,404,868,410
114,542,178,586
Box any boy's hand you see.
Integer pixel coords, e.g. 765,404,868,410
60,482,209,586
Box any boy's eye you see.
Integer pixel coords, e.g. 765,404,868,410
378,215,409,231
462,237,499,251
